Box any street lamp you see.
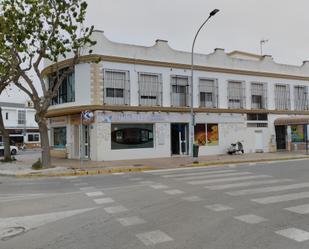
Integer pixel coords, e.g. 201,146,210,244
190,9,220,160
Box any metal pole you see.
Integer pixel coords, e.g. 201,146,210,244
305,125,308,155
190,9,219,158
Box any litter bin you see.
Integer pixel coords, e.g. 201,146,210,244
193,144,199,163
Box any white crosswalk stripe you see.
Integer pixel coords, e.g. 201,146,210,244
275,228,309,242
161,170,237,178
285,203,309,214
176,172,253,181
204,179,293,190
252,191,309,204
188,175,272,185
226,182,309,196
205,204,233,212
234,214,267,224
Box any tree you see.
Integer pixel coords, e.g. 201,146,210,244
0,20,19,162
0,0,95,167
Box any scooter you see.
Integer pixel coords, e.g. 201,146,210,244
227,141,244,155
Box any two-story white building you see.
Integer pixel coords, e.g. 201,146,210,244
0,101,40,148
43,30,309,161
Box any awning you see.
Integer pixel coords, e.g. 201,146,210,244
274,117,309,126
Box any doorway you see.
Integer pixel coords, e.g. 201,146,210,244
254,130,264,153
81,125,90,159
275,125,286,150
171,123,189,155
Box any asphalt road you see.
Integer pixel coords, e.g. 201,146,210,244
1,159,309,249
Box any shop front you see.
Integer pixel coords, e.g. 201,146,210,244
274,117,309,152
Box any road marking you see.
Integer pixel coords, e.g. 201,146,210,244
204,179,293,190
139,181,154,184
0,208,96,241
252,191,309,204
150,184,169,189
164,189,185,195
182,196,203,202
146,165,232,174
205,204,233,212
161,170,237,178
117,216,146,226
228,164,236,168
234,214,267,224
80,187,97,192
176,172,253,181
188,175,272,185
130,178,142,181
86,192,104,197
275,228,309,242
136,230,173,246
227,182,309,196
285,204,309,214
112,172,125,175
62,176,79,180
74,183,88,187
104,205,128,214
249,163,256,166
93,198,114,205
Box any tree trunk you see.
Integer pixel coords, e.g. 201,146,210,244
0,107,12,161
37,118,51,168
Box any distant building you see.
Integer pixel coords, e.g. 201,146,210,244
0,101,40,148
43,30,309,161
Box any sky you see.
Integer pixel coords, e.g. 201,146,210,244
2,0,309,103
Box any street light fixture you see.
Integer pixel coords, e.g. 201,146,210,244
190,9,220,160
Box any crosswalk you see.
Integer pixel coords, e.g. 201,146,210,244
147,166,309,243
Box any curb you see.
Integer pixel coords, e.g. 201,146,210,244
187,156,309,167
15,166,156,178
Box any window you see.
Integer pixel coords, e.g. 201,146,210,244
194,123,219,146
28,133,40,142
171,76,189,107
5,112,8,120
53,127,67,149
251,82,267,109
247,113,268,121
228,81,245,109
49,69,75,105
138,73,162,106
275,84,290,110
294,85,308,111
103,70,130,105
199,78,218,108
291,125,305,142
17,110,26,125
111,124,154,150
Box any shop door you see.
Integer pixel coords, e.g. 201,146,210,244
81,125,90,159
254,130,264,153
171,123,188,155
275,126,286,150
73,125,80,158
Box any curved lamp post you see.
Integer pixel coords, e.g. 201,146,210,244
190,9,220,160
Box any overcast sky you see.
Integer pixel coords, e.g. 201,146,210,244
2,0,309,103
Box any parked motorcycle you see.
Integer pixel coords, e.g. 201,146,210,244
227,141,244,155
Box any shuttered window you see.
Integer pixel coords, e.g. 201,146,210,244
138,73,162,106
275,84,290,110
228,81,246,109
294,85,308,111
103,70,130,105
251,82,267,109
199,78,218,108
171,76,189,107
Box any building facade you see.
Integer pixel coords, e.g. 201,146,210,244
44,31,309,161
0,101,40,148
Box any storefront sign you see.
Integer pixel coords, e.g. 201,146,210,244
97,112,167,123
82,111,95,125
50,117,67,126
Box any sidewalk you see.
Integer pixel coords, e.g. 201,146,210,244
54,151,309,170
1,151,308,177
